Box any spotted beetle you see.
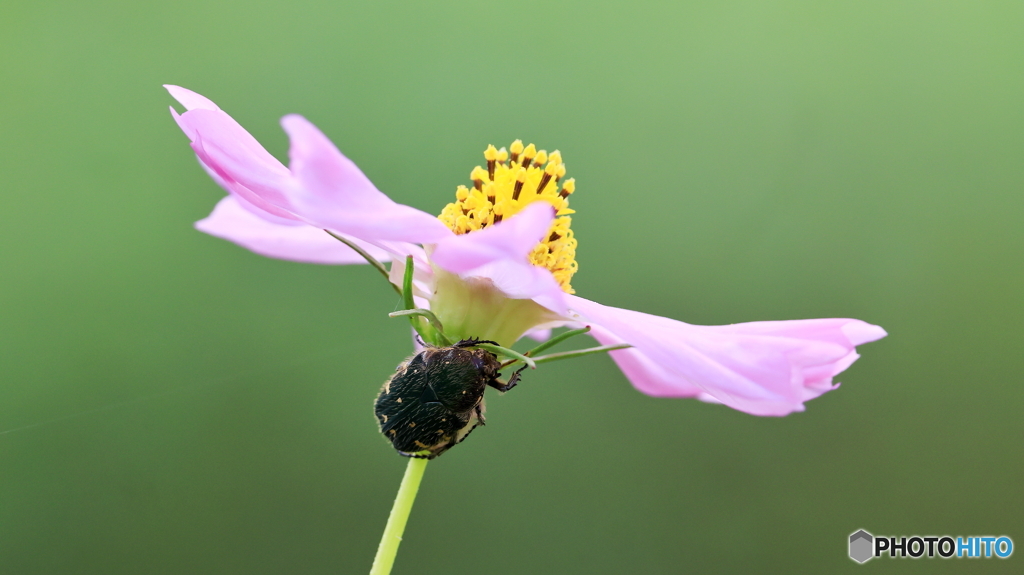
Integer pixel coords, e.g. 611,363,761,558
374,338,527,459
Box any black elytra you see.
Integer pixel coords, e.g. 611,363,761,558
374,338,527,459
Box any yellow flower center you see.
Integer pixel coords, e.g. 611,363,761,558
438,140,579,293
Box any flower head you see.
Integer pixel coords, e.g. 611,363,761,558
437,141,578,293
167,86,886,416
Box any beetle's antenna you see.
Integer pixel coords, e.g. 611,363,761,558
454,337,500,348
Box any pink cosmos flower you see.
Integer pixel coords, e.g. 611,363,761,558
167,85,886,417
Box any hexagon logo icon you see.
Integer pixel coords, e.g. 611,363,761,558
849,530,874,563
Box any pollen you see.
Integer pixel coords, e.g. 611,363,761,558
438,140,579,293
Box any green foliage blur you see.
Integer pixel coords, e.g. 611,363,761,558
1,1,1021,573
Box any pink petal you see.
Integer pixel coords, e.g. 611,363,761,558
164,85,219,111
431,202,554,271
196,195,390,264
178,109,298,220
167,87,451,248
464,261,568,315
524,328,553,342
568,295,887,416
585,323,705,397
431,203,568,315
280,115,453,244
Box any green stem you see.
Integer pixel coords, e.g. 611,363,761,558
323,230,402,297
370,458,429,575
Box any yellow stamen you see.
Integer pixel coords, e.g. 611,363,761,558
533,150,547,167
439,141,579,293
510,139,524,162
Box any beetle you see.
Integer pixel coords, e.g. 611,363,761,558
374,338,526,459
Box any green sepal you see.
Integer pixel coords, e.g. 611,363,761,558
529,344,632,365
474,343,537,370
388,309,453,347
522,326,592,358
323,229,401,296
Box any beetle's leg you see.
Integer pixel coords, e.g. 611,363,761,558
456,407,485,440
488,364,528,392
454,338,500,348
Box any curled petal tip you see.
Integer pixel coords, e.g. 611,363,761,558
279,113,312,131
164,85,219,111
842,320,887,345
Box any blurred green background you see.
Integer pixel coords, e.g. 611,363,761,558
2,1,1021,573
